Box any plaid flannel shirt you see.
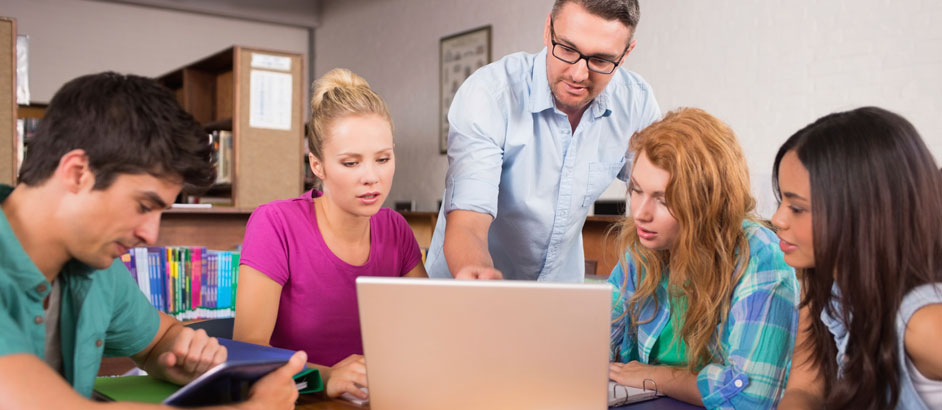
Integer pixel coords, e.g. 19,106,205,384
609,220,799,409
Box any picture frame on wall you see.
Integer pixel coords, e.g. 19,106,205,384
439,25,491,154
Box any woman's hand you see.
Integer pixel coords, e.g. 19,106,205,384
609,360,655,388
325,354,368,399
610,361,704,406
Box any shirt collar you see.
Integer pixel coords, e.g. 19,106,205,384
529,47,614,119
529,48,556,114
0,184,51,298
593,87,613,119
0,184,95,299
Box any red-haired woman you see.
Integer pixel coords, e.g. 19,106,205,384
609,108,799,409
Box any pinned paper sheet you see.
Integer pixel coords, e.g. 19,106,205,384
250,69,292,131
251,53,291,71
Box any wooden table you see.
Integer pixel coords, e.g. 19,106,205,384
293,394,703,409
295,394,364,409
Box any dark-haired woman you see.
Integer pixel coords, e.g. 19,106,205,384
773,107,942,410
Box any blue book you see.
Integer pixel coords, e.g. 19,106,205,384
148,247,167,313
217,252,228,309
219,338,294,361
207,252,217,308
147,252,159,311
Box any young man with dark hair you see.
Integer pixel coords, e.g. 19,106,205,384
426,0,661,281
0,72,305,409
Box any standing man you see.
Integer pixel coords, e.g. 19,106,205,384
426,0,661,281
0,72,304,409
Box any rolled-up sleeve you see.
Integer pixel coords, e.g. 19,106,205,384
443,75,508,219
696,244,800,409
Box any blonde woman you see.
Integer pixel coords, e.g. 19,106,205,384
608,108,799,409
234,68,427,401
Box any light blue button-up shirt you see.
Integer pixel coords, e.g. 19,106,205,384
426,48,661,282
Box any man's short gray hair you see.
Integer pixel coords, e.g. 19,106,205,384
551,0,640,31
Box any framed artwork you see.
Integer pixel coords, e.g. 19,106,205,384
439,25,492,154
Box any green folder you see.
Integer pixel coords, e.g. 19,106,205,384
293,367,324,394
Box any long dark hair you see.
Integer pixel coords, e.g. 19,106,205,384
772,107,942,409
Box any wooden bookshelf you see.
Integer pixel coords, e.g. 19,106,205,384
156,207,253,251
398,211,438,249
157,46,305,210
583,215,623,277
0,17,15,185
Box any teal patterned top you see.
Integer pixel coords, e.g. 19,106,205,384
609,220,799,409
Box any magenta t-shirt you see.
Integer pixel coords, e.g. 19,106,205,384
240,190,421,366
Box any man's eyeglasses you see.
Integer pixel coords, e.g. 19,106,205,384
550,19,629,75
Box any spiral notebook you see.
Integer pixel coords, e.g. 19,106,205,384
608,380,661,406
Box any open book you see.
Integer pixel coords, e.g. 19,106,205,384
608,380,661,407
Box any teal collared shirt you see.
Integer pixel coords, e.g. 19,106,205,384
0,184,159,397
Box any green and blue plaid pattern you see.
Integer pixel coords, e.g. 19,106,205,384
609,220,799,409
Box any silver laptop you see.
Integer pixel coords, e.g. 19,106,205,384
356,277,612,410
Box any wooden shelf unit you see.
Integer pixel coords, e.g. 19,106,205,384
157,46,306,210
398,211,439,249
0,17,16,186
156,208,253,251
1,17,48,186
583,215,624,277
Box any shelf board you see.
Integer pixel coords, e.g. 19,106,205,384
165,206,253,215
17,103,48,119
203,117,232,131
397,211,439,217
586,215,623,223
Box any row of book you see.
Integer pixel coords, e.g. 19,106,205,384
120,247,240,320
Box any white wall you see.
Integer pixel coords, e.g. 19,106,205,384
316,0,548,213
316,0,942,217
6,0,309,103
635,0,942,217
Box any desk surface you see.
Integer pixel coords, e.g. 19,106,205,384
296,394,362,409
613,396,704,409
295,394,703,409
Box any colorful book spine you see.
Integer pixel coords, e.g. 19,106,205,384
121,246,240,320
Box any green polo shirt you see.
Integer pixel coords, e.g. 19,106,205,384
0,184,160,397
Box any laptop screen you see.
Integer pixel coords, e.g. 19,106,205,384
356,277,612,410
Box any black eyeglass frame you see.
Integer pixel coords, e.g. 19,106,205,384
549,19,630,75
